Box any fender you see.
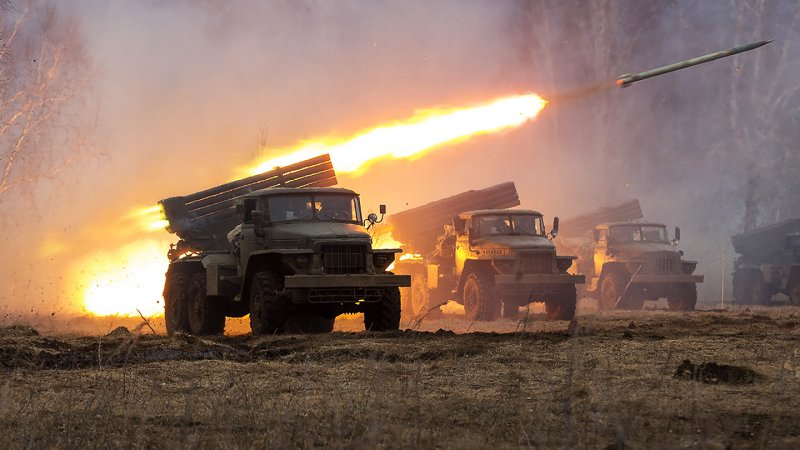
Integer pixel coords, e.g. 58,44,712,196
456,259,494,299
598,262,630,281
163,258,203,297
240,249,312,303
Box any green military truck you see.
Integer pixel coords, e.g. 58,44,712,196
732,218,800,305
558,200,703,311
159,154,410,335
391,183,584,321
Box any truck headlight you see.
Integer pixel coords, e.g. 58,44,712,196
556,258,573,273
373,253,395,271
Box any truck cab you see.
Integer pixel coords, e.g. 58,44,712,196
587,222,702,310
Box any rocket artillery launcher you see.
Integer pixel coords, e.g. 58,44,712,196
388,182,520,255
160,152,409,336
160,154,336,252
732,218,800,305
390,182,583,322
556,199,702,311
616,40,771,87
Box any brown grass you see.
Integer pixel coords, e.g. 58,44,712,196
0,307,799,448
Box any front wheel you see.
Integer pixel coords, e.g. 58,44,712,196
249,271,289,335
545,285,577,321
364,287,401,331
598,271,629,310
463,272,500,321
667,283,697,311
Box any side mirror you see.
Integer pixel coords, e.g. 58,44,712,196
550,216,560,239
365,205,386,230
674,226,681,243
251,210,266,237
593,229,599,241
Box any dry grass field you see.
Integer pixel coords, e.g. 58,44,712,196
1,303,799,449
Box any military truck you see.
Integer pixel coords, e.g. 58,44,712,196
558,200,703,311
159,154,410,335
732,218,800,305
391,183,584,321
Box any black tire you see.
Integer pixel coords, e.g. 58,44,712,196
364,287,401,331
732,269,753,304
164,272,190,335
618,287,645,310
502,301,520,319
598,271,630,310
463,272,500,321
667,283,697,311
789,275,800,306
249,271,289,335
733,269,770,305
545,285,577,321
750,277,772,306
187,272,225,335
407,274,441,319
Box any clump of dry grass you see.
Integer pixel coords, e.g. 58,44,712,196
0,311,798,448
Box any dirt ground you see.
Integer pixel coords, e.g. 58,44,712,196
0,302,799,449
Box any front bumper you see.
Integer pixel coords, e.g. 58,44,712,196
630,274,704,284
495,274,585,285
284,274,411,289
493,273,585,299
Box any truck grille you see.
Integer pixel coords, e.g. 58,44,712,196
520,253,553,274
656,255,676,273
322,244,366,274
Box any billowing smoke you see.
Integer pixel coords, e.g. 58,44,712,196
0,0,797,318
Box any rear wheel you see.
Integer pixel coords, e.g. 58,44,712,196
545,285,577,321
187,272,225,335
364,287,401,331
750,277,772,305
599,271,629,310
165,272,191,335
502,300,520,319
733,269,769,304
789,275,800,306
249,271,288,335
667,283,697,311
463,272,500,321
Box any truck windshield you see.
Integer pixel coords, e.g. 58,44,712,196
267,194,362,223
476,215,543,236
609,225,667,243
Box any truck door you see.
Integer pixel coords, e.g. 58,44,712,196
594,228,609,276
454,219,471,278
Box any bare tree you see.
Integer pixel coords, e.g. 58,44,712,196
0,0,94,199
728,1,800,231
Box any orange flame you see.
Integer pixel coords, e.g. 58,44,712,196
79,93,547,317
246,93,546,176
